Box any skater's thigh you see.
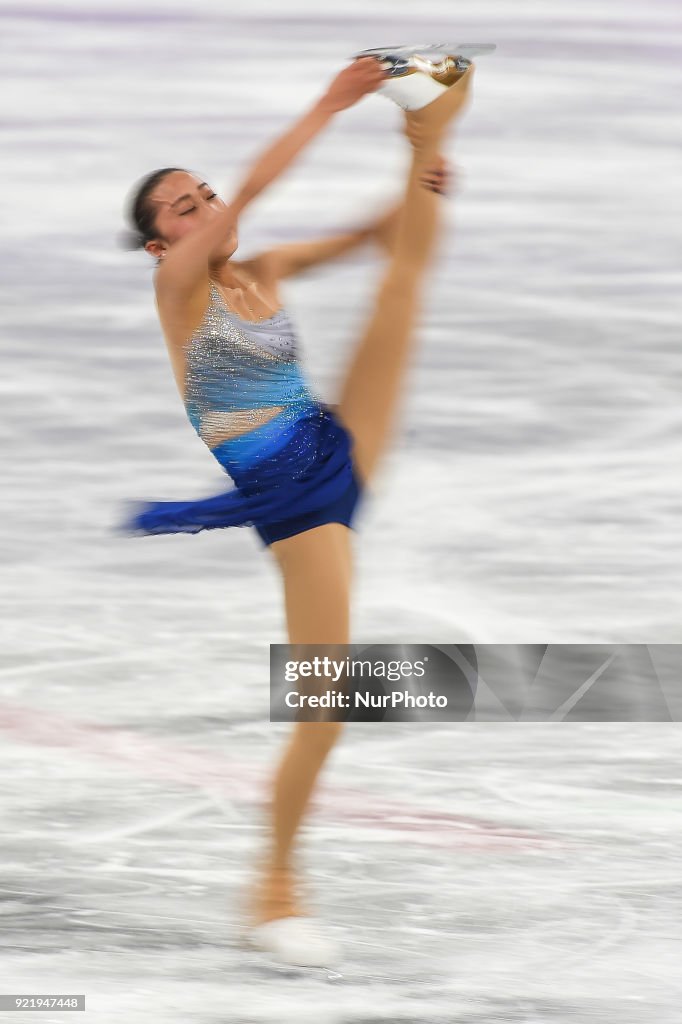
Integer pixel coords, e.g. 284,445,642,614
333,273,426,488
269,523,353,646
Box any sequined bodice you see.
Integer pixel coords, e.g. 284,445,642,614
183,281,313,446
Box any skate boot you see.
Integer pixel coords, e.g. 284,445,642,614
249,915,340,969
353,42,494,111
243,864,340,969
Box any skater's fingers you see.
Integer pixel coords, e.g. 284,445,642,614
420,170,451,187
324,58,387,110
426,158,453,179
420,179,446,195
354,55,387,70
348,57,389,93
420,170,454,195
430,161,459,189
352,55,389,81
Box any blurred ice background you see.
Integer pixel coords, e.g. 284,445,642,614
1,1,681,1021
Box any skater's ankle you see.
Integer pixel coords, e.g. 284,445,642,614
253,884,307,925
260,857,294,882
402,64,474,144
249,861,306,924
403,113,445,153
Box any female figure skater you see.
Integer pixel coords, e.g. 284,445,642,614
121,53,475,967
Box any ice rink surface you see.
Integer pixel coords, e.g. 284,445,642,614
1,0,681,1020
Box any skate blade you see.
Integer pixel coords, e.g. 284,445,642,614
245,952,345,982
353,42,496,61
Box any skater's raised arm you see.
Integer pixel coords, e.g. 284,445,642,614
229,57,387,216
153,58,386,299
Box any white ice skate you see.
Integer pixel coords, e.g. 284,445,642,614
248,915,340,969
353,42,496,110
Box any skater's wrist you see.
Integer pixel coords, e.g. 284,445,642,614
309,94,339,120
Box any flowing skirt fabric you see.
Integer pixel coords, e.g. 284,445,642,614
119,399,364,546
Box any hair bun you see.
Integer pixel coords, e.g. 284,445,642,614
117,228,146,251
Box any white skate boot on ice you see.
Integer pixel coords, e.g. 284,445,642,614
248,915,340,969
241,864,340,970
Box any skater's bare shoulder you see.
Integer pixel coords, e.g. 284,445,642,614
153,262,211,353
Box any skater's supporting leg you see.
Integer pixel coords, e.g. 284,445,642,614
255,718,344,922
252,523,352,924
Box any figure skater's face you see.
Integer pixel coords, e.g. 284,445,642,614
145,171,237,262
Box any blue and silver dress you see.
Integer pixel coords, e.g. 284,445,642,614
120,281,363,546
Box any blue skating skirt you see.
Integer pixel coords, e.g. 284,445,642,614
119,399,364,547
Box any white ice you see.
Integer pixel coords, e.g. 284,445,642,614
1,0,681,1020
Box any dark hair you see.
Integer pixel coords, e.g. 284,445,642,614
119,166,188,251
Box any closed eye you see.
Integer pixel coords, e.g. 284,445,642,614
179,192,218,215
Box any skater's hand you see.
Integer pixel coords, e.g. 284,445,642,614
371,159,456,253
419,154,455,195
319,56,387,113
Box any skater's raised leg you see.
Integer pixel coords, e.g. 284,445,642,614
336,64,474,485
